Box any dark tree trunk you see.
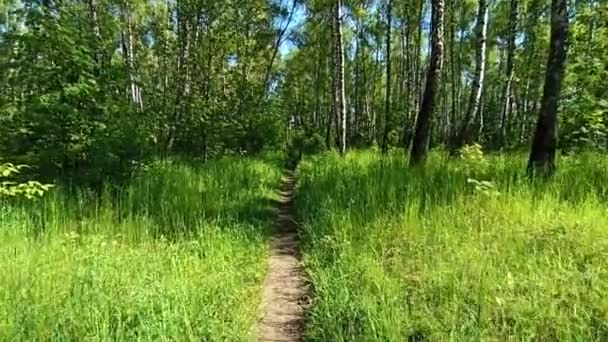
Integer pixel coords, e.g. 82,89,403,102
410,0,445,166
527,0,569,176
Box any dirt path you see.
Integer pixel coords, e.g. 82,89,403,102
258,170,307,342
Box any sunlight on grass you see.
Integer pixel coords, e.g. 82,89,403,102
0,152,284,340
297,149,608,341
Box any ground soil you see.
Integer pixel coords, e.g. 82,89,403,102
258,170,308,342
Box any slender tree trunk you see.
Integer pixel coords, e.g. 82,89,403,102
446,1,458,142
456,0,488,149
314,48,323,129
87,0,104,69
398,18,406,114
449,0,458,141
442,60,450,142
202,34,214,162
382,0,393,153
528,0,569,176
121,13,143,111
414,0,424,111
370,41,381,142
404,5,413,123
410,0,445,165
333,0,347,154
263,0,297,96
354,11,365,139
326,99,333,149
168,9,191,152
400,3,414,146
500,0,518,147
456,23,464,121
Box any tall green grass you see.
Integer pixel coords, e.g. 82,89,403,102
297,149,608,341
0,153,284,340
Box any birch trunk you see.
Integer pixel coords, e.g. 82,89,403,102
381,0,393,153
333,0,347,154
457,0,488,148
500,0,518,146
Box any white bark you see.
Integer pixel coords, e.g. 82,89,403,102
334,0,347,154
459,0,488,144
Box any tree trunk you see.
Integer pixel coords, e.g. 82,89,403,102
404,5,413,130
381,0,393,153
121,13,143,111
456,0,488,149
527,0,569,176
87,0,104,69
326,100,333,149
449,0,458,141
500,0,518,147
371,33,381,143
314,47,323,129
333,0,347,154
263,0,297,96
414,0,425,112
410,0,445,166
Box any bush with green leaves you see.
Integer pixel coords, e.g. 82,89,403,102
0,163,53,198
0,6,150,185
292,130,326,155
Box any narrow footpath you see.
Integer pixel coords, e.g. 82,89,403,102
258,169,307,342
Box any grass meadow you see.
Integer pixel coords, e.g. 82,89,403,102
296,149,608,341
0,153,284,341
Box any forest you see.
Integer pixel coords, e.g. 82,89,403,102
0,0,607,340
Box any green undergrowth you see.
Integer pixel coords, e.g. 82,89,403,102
297,149,608,341
0,152,284,341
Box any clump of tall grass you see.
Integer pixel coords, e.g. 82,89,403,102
0,152,284,340
296,149,608,341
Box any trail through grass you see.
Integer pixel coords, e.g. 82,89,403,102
0,153,284,341
297,149,608,341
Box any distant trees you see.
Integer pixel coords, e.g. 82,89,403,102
0,0,601,180
279,0,604,170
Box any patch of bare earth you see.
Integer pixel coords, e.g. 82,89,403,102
258,170,308,342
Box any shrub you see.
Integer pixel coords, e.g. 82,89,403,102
0,163,53,199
